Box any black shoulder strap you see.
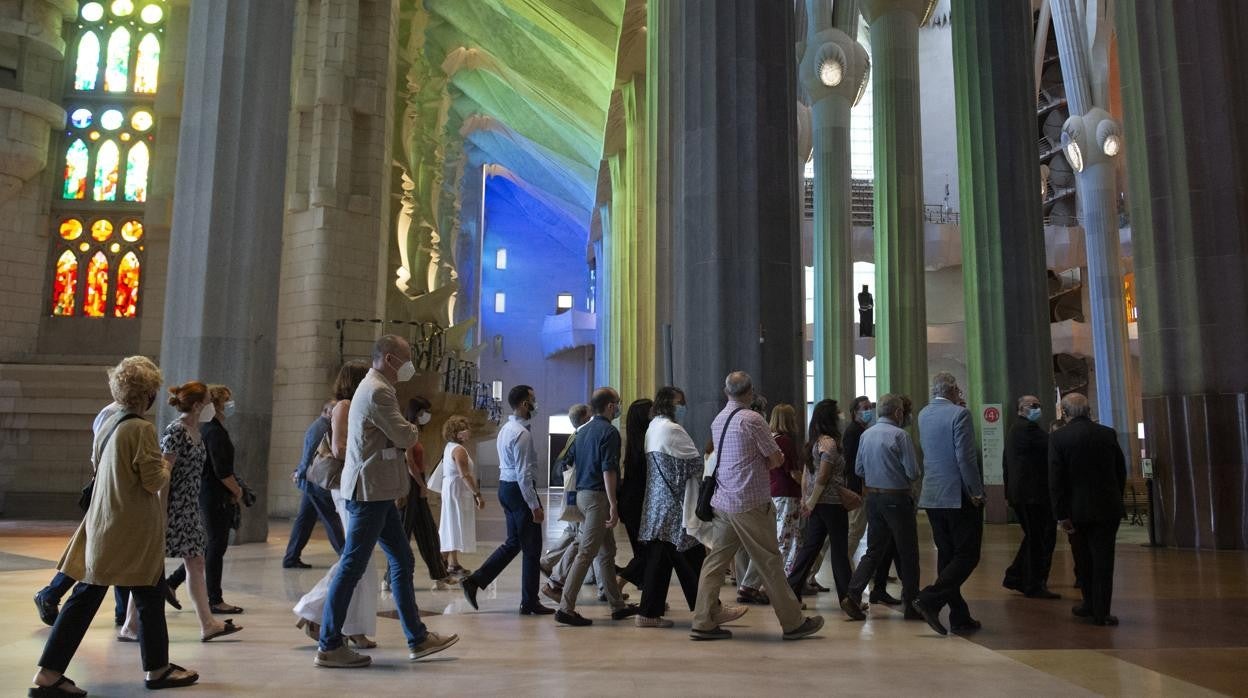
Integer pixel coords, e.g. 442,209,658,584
93,412,143,468
712,407,747,483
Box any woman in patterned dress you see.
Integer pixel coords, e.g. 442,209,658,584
768,404,804,576
163,381,242,642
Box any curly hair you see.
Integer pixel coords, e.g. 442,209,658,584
442,415,470,443
167,380,208,413
207,384,232,408
107,356,162,414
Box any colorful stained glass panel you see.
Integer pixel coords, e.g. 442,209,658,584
63,139,89,199
81,2,105,21
85,251,109,317
134,34,160,94
111,0,134,17
104,28,131,93
100,109,123,130
91,219,113,241
131,110,153,131
115,252,140,317
120,220,143,242
52,250,79,316
70,108,93,128
94,140,120,201
124,142,149,202
59,219,83,241
74,32,100,91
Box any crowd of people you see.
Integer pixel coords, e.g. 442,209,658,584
27,336,1130,695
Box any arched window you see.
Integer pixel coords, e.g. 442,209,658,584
49,1,164,320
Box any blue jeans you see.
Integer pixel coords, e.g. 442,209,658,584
468,480,542,609
284,480,346,563
319,499,426,650
39,572,128,623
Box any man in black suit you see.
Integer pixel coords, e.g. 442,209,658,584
1003,395,1060,599
1049,393,1127,626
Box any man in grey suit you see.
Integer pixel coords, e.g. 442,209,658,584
912,373,985,635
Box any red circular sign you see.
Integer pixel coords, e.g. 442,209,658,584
984,407,1001,423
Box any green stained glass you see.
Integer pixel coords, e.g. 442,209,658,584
63,139,89,199
94,140,120,201
124,142,149,202
104,27,131,93
133,34,160,94
74,32,100,91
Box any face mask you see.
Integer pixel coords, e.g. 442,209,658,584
1027,407,1042,422
146,393,157,412
456,430,470,442
860,409,875,424
395,359,416,383
417,411,432,426
528,401,538,415
674,404,688,423
223,400,236,417
199,403,216,423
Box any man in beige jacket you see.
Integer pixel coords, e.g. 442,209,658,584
316,335,459,669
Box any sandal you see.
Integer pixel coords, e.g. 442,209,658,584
209,603,243,614
295,618,319,641
347,634,377,649
144,663,199,690
201,618,243,642
28,675,84,697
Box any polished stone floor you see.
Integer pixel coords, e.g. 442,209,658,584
2,493,1245,697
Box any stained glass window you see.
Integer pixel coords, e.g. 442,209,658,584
100,109,123,130
90,219,113,241
104,27,130,92
114,252,140,317
60,219,84,240
84,251,109,317
140,4,162,23
120,220,143,242
51,251,79,316
74,32,100,90
93,140,120,201
131,110,152,131
63,139,90,199
70,108,93,128
124,142,148,202
134,34,159,93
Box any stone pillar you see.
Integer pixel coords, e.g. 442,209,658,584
1051,0,1133,453
667,0,803,441
951,0,1055,522
159,0,296,543
801,0,869,404
1116,1,1248,549
863,0,931,409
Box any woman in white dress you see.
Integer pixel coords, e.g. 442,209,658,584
293,362,377,649
438,416,483,576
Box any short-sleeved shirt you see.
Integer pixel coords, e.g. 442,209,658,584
573,415,621,492
200,418,235,505
709,403,780,513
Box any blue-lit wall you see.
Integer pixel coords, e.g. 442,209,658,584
475,174,593,479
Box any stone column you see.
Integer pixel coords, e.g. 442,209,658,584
951,0,1056,522
667,0,803,441
801,0,869,404
863,0,931,409
159,0,296,543
1116,1,1248,550
1051,0,1133,453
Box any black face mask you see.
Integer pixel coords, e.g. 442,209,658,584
146,393,157,411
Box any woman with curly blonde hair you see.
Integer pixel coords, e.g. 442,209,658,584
438,415,483,576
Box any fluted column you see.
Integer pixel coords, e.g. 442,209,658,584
1116,1,1248,550
159,0,296,542
863,0,932,409
952,0,1056,521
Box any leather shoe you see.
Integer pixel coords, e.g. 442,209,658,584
1093,615,1119,626
610,604,640,621
869,590,902,605
283,559,313,569
519,604,555,616
34,593,58,627
1002,579,1026,594
1071,605,1093,618
840,594,866,621
555,610,592,627
690,626,732,641
1024,587,1061,599
461,577,480,610
912,598,948,636
951,618,982,634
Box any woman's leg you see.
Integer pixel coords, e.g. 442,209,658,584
182,556,222,635
34,582,108,691
118,594,140,639
638,541,674,618
785,511,830,599
822,504,854,599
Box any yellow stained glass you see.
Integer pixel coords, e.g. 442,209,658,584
74,31,100,91
109,242,121,253
91,219,114,242
59,219,83,241
78,242,90,252
94,140,120,201
114,252,140,318
51,250,78,316
104,27,131,93
62,139,89,199
134,34,160,94
124,142,149,202
131,110,153,131
111,0,134,16
85,251,109,317
120,220,143,242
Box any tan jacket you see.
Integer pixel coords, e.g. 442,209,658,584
59,413,169,587
339,368,421,502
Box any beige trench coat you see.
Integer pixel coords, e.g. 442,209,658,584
58,414,169,587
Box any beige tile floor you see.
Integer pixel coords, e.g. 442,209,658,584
1,501,1243,697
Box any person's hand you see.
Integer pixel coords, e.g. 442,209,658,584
800,505,812,518
532,506,545,524
396,496,407,508
162,451,177,468
473,492,485,510
605,506,619,529
971,495,986,508
290,470,298,485
1058,518,1075,535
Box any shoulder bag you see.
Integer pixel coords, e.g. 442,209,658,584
79,413,142,511
305,431,344,490
695,407,745,522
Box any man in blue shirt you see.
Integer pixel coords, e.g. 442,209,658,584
462,385,552,615
283,402,346,568
912,373,985,635
555,387,638,626
842,393,923,622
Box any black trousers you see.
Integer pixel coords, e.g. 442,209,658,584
1004,497,1056,593
848,493,920,602
919,498,983,624
39,583,168,673
469,481,542,609
787,503,853,600
167,499,233,605
617,480,646,587
402,478,449,581
639,540,705,618
870,540,897,594
39,573,130,623
1070,518,1118,621
284,480,345,563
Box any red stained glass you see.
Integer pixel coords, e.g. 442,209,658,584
51,250,78,316
84,251,109,317
114,252,140,317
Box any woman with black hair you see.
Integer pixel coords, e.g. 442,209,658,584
616,398,654,589
785,399,856,613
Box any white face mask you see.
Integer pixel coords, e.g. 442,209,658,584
198,403,216,423
456,430,470,442
395,359,416,383
223,400,236,417
417,411,432,426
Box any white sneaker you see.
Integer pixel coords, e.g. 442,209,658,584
315,645,371,668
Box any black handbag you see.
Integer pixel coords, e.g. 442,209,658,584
79,413,142,511
696,407,745,522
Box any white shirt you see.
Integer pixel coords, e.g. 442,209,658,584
496,415,540,510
